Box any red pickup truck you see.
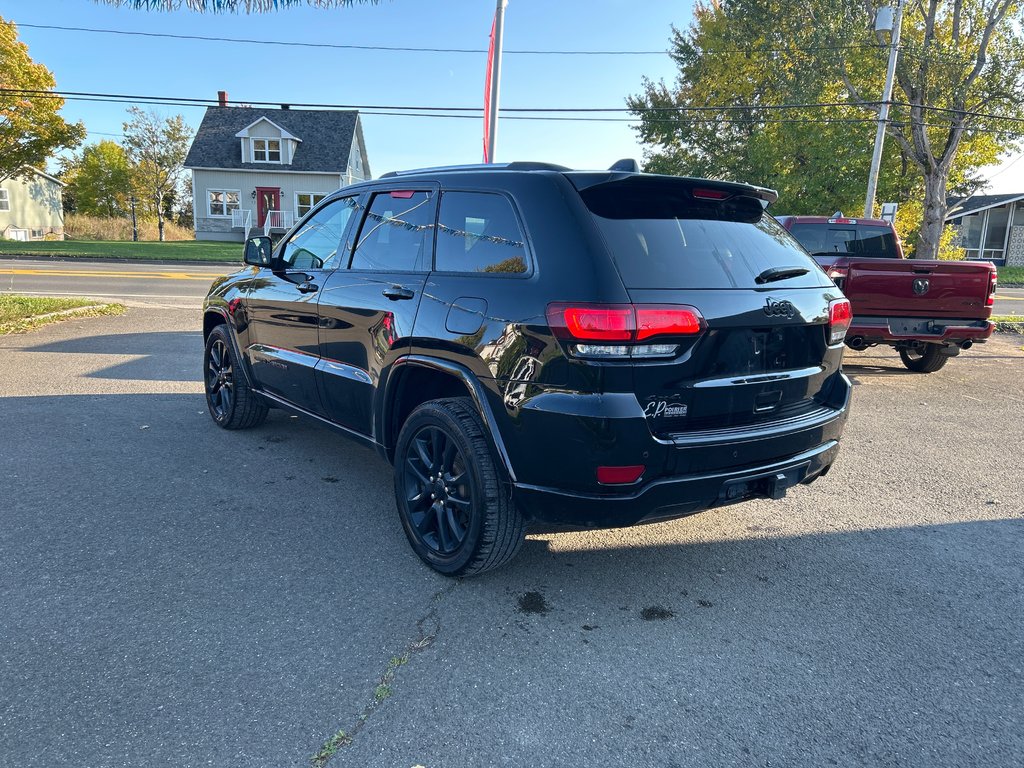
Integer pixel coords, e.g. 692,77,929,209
778,215,997,372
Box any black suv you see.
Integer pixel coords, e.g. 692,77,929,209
203,163,852,576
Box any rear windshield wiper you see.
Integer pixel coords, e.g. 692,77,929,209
755,266,810,284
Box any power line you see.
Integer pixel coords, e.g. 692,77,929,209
14,22,668,56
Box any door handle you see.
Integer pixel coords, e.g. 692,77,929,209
383,286,415,301
297,281,318,294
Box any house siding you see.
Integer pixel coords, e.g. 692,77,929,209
0,173,64,240
192,169,344,242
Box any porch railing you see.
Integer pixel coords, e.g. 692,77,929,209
263,210,294,235
231,208,252,240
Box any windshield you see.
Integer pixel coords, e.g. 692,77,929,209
580,182,830,290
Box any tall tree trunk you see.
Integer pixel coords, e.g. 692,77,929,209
156,193,165,242
917,170,948,260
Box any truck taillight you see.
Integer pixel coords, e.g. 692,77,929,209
546,303,704,359
987,271,997,307
828,298,853,345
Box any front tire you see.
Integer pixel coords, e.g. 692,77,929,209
204,324,269,429
394,397,525,576
899,343,949,373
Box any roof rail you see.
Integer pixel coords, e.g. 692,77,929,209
379,161,571,178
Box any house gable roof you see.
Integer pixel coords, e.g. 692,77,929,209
0,167,66,187
946,192,1024,219
185,106,359,174
233,116,301,142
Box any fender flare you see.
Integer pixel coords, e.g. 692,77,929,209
383,355,517,483
203,306,257,389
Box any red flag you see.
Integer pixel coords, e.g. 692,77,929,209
483,14,496,163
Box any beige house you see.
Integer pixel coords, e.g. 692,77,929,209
0,167,65,241
184,94,370,242
947,193,1024,267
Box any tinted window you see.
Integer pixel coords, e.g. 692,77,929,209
279,197,357,270
435,192,528,274
350,191,435,272
789,223,898,258
581,182,829,289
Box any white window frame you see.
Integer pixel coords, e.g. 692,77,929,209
207,188,241,218
0,189,9,212
251,138,282,164
295,192,326,219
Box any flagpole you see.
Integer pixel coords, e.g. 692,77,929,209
485,0,507,163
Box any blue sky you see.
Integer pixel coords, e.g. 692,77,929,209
4,0,1021,192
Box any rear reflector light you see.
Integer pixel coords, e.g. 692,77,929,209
597,465,645,485
692,188,731,201
987,272,997,307
828,298,853,344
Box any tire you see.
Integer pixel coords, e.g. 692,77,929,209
899,343,949,373
204,324,269,429
394,397,525,577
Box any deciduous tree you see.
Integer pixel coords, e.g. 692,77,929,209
63,140,134,217
121,107,193,242
0,17,85,183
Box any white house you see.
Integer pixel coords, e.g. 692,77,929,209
0,167,65,241
184,93,370,242
946,193,1024,266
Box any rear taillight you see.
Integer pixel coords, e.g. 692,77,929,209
987,271,997,307
546,303,704,359
828,298,853,345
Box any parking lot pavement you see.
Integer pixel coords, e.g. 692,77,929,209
1,311,1022,768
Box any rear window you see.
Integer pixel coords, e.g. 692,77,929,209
788,223,899,258
580,182,829,290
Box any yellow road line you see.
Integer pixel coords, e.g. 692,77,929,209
0,268,217,281
996,295,1024,301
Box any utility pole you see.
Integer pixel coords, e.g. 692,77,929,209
130,195,138,242
864,0,905,218
485,0,508,164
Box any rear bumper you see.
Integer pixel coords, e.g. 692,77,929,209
848,317,995,345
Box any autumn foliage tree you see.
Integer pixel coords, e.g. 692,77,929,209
62,140,134,217
0,17,85,183
629,0,1024,259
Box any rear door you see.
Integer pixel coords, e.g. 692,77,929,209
316,188,435,436
578,178,844,437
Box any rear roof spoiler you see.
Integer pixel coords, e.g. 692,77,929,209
566,172,779,207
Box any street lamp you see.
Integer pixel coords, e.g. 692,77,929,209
864,0,905,218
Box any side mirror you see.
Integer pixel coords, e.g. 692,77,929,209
243,236,273,267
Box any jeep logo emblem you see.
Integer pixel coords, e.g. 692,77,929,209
912,278,930,295
763,297,796,318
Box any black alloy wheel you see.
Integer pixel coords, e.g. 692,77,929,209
206,337,235,421
203,324,269,429
404,426,474,556
394,397,525,576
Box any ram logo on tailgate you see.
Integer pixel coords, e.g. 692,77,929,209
763,297,796,318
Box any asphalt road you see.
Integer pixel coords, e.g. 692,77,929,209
0,258,238,308
1,310,1022,768
3,257,1022,315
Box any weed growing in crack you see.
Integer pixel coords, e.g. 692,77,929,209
311,730,352,768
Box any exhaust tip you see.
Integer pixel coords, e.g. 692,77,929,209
846,336,867,351
960,339,973,350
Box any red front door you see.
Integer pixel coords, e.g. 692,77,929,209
256,187,280,227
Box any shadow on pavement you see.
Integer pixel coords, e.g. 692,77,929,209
22,331,203,382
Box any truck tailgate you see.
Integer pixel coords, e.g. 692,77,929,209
842,258,994,319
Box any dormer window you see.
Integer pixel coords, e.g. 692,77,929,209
252,139,281,163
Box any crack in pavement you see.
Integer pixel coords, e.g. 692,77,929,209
311,580,459,767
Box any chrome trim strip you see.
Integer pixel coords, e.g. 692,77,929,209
667,406,841,446
691,365,825,388
248,343,319,369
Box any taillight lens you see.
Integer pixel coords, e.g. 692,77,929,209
987,271,997,307
546,303,704,359
828,298,853,344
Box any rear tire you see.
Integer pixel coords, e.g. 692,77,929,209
204,325,269,429
899,343,949,373
394,397,525,577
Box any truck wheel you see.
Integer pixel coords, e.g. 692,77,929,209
899,343,949,373
204,325,269,429
394,397,525,577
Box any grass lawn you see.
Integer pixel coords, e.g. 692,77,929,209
991,315,1024,334
998,266,1024,285
0,239,241,263
0,295,126,334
